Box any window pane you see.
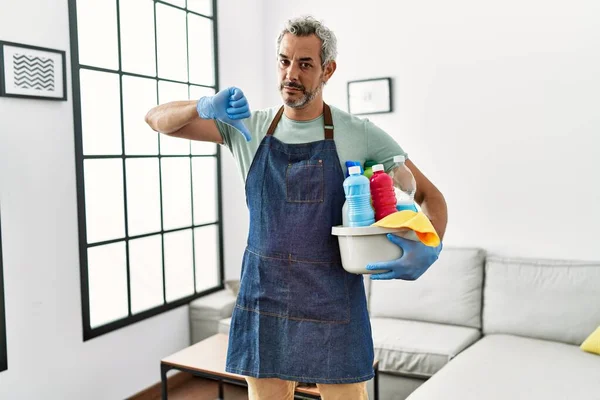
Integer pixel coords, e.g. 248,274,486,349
189,85,217,155
80,70,122,155
125,159,161,236
188,0,212,16
188,14,215,86
156,4,188,82
191,142,217,156
76,0,119,69
192,157,217,225
164,230,194,302
161,0,185,8
158,81,190,155
84,159,126,243
130,235,164,313
123,75,158,155
189,85,214,99
88,242,128,328
161,158,192,230
194,225,219,293
120,0,156,76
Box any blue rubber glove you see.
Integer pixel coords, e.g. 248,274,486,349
366,234,443,280
196,87,251,142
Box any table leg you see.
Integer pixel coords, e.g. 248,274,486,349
374,363,379,400
160,364,170,400
217,379,224,399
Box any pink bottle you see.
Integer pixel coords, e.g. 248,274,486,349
370,164,397,221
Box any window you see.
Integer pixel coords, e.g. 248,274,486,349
0,213,6,371
68,0,223,340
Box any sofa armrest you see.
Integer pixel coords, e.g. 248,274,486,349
189,289,237,343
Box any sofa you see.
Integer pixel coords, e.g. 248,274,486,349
189,247,600,399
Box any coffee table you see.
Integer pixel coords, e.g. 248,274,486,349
160,333,379,400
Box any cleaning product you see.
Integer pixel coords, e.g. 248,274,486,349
342,161,365,225
344,160,363,177
363,160,377,180
343,166,375,227
370,164,397,221
391,155,418,212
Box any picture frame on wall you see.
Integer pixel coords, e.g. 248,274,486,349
347,77,392,115
0,41,67,101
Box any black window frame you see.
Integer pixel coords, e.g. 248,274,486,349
67,0,224,341
0,212,6,372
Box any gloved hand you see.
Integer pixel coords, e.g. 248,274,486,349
196,87,251,141
366,234,443,280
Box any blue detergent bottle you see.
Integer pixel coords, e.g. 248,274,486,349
343,166,375,227
344,160,363,177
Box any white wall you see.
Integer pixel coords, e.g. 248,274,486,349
218,1,267,281
238,0,600,270
0,0,263,399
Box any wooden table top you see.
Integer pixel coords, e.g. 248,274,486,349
161,333,321,396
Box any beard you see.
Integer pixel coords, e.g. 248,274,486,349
279,79,324,109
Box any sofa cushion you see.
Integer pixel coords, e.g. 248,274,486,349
371,317,481,378
218,317,232,334
483,255,600,345
369,247,485,329
407,334,600,400
189,289,236,321
189,290,237,343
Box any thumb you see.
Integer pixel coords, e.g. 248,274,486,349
229,87,244,101
229,120,251,142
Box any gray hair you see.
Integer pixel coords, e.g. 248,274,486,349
276,16,338,67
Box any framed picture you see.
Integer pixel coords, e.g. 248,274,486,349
0,41,67,101
347,77,392,115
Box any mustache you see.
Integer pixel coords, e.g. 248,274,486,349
281,81,305,91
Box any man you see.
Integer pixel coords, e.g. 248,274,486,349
146,15,447,400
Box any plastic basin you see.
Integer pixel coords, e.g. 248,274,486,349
331,225,418,274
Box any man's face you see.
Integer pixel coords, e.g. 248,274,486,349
277,33,332,109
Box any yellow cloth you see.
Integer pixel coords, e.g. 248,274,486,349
580,326,600,355
372,210,440,247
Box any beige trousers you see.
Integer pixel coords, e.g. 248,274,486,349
245,377,369,400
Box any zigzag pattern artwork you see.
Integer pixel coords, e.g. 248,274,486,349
13,53,55,91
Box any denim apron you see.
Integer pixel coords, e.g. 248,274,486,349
225,104,375,384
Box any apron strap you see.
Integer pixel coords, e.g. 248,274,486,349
266,106,285,136
323,103,334,140
266,104,335,140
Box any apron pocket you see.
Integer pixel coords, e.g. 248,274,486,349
286,160,324,203
237,249,350,324
237,249,290,318
288,259,350,324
